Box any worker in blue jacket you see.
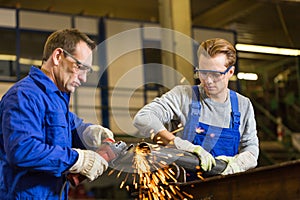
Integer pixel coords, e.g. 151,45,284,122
0,29,114,199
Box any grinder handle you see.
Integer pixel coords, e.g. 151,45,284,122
67,141,122,187
67,149,111,187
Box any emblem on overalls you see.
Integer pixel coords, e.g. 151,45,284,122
195,127,205,134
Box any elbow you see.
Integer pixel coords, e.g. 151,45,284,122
6,143,33,167
6,148,23,167
237,151,258,171
132,115,139,128
249,157,258,169
133,113,150,129
133,113,155,138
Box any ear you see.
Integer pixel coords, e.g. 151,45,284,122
228,66,235,76
51,48,63,66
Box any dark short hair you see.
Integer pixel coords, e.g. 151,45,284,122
42,28,96,62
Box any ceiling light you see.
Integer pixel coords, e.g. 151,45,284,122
19,58,41,66
0,54,16,61
236,44,300,56
237,72,258,80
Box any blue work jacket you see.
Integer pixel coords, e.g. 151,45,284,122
0,67,89,199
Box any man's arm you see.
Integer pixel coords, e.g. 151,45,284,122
153,129,175,145
133,85,192,138
70,112,115,150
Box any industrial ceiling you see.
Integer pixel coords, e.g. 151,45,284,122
0,0,299,79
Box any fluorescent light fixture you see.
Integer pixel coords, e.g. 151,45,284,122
237,72,258,80
236,44,300,56
0,54,16,61
19,58,42,66
92,65,100,72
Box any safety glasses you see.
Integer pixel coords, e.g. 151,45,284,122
194,66,233,81
62,49,93,74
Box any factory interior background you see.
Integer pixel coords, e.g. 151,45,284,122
0,0,300,199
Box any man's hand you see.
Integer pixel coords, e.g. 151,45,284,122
69,149,108,181
215,155,239,175
216,151,257,175
173,137,216,171
82,125,115,149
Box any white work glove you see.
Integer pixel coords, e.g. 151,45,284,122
81,125,115,150
216,151,257,175
173,137,216,171
69,149,108,181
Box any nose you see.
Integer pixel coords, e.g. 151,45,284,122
78,71,87,83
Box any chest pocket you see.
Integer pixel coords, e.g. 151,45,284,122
45,111,69,146
193,121,240,157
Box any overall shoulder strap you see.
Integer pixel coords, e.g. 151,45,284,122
190,85,201,114
182,85,201,142
229,90,240,129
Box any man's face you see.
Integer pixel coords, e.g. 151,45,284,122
198,53,234,97
56,41,93,93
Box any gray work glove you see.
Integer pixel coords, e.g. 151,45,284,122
69,149,108,181
216,151,257,175
81,125,115,150
173,137,216,171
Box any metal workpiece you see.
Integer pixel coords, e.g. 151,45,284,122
177,159,300,200
110,142,227,180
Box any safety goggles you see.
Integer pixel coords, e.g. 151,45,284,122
194,66,233,81
62,49,93,75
